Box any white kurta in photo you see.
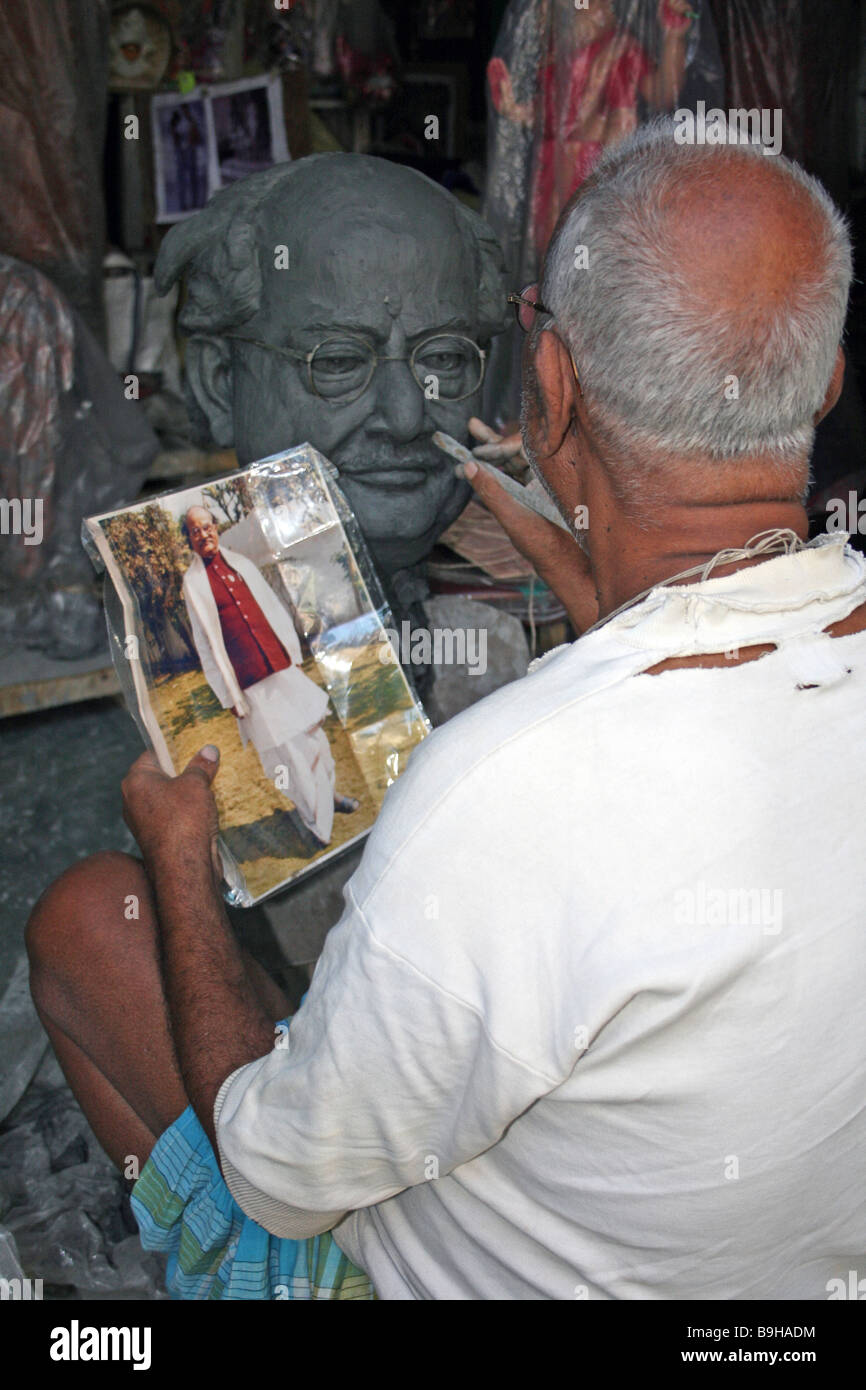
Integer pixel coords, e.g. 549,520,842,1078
237,665,335,843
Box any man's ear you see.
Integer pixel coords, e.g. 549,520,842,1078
185,337,235,448
814,346,845,426
528,328,577,458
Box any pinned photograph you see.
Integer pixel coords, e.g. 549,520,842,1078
151,91,209,221
84,447,430,904
209,74,290,187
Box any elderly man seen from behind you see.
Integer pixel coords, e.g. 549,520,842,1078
27,121,866,1301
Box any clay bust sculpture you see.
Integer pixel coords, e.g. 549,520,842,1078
154,154,510,581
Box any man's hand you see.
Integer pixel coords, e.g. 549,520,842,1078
469,417,527,469
659,0,694,34
465,419,600,634
124,744,277,1151
121,747,221,873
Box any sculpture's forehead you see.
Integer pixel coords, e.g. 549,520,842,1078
255,192,479,340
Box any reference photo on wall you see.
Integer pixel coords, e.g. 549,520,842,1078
83,446,430,905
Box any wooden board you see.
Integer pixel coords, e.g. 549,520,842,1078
0,647,120,719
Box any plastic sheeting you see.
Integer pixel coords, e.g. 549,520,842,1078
705,0,864,496
707,0,858,207
0,2,110,343
0,256,158,660
0,1066,166,1298
482,0,724,425
83,446,431,906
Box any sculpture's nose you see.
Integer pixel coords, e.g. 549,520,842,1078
368,358,426,443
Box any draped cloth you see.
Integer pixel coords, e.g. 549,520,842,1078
482,0,724,426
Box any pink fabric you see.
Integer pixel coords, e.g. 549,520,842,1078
532,33,652,251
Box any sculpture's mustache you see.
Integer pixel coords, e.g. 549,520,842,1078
333,439,455,481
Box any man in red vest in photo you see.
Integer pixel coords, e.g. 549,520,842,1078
181,504,358,846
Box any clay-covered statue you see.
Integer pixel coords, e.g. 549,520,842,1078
155,154,529,725
155,154,509,582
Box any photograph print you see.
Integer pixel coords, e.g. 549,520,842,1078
85,447,430,905
152,76,289,222
209,74,289,187
151,90,209,221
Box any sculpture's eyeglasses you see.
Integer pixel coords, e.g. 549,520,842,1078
223,331,487,405
508,285,552,333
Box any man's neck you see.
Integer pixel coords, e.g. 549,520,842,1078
589,496,810,622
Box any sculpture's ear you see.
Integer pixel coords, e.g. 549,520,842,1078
185,336,235,448
454,202,510,338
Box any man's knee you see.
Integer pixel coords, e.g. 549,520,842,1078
26,850,151,986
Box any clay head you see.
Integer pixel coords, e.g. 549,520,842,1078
155,155,509,575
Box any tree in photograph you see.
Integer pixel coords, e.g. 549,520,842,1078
103,504,197,677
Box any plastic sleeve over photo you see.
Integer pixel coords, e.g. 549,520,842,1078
82,445,432,908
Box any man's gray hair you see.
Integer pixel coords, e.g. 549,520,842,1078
542,120,852,469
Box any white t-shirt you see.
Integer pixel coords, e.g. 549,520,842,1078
215,536,866,1300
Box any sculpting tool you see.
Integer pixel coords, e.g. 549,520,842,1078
433,431,572,533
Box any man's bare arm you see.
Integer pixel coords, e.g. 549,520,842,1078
122,748,275,1152
465,420,600,633
643,1,692,111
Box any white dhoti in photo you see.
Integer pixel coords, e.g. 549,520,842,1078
236,665,336,844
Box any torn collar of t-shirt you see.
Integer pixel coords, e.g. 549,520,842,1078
533,535,866,672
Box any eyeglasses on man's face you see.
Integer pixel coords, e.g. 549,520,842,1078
508,284,552,333
222,331,487,405
508,284,583,396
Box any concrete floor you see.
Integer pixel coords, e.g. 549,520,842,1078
0,689,312,1296
0,695,143,1121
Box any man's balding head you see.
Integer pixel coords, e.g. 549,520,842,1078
539,120,852,489
182,506,220,560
